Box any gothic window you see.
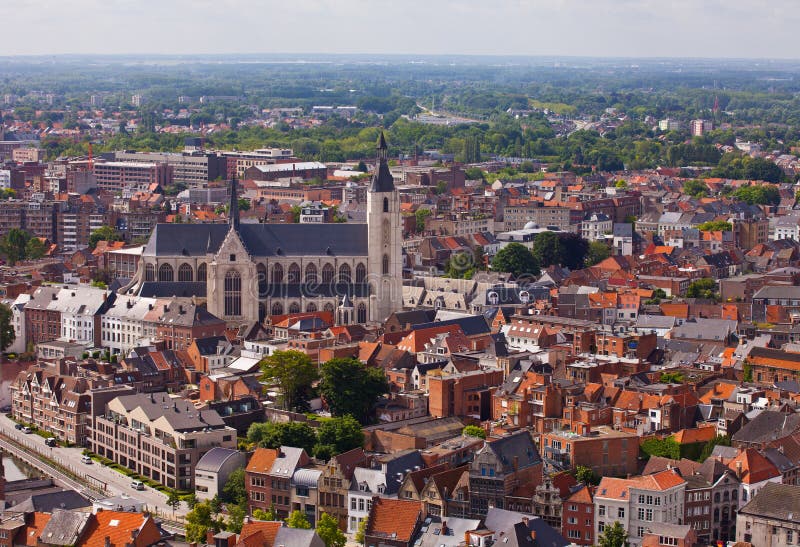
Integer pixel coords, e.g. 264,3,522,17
288,263,300,283
178,263,193,282
307,302,318,312
224,270,242,316
357,303,367,324
289,302,300,314
305,263,318,284
324,302,335,312
322,263,334,284
258,303,266,323
145,264,155,281
197,263,207,282
272,263,284,284
257,263,267,295
355,263,366,283
271,302,284,316
339,263,351,283
383,197,389,213
382,254,389,275
158,263,174,282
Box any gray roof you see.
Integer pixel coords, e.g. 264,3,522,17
13,490,91,513
143,222,369,258
731,410,800,445
671,318,737,341
196,447,244,473
753,285,800,300
482,430,542,474
273,527,325,547
738,482,800,522
484,508,568,547
635,314,677,330
292,468,323,488
613,223,633,237
271,446,307,477
39,509,91,546
114,392,228,432
418,517,481,547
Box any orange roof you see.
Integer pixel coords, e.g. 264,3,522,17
246,447,279,474
672,424,717,445
699,382,736,404
728,448,781,484
237,521,282,547
660,303,690,319
597,470,685,500
81,511,160,547
368,498,423,542
565,484,594,504
19,513,50,547
396,324,463,353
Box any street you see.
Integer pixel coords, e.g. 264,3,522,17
0,413,189,519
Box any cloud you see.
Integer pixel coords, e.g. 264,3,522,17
3,0,799,58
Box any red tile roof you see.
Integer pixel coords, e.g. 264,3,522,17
367,498,423,543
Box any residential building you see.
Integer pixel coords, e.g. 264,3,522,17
541,426,640,478
594,470,686,547
319,448,367,530
562,485,595,545
195,447,247,501
581,213,612,242
93,161,173,193
363,498,424,547
736,482,800,547
245,447,279,515
92,392,237,489
100,295,158,354
728,448,782,505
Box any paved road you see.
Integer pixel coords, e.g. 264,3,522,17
0,413,189,519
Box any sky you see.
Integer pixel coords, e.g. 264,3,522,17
5,0,798,59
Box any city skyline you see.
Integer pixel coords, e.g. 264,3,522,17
5,0,800,60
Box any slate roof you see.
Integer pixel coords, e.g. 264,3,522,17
138,281,208,298
731,410,800,445
39,509,91,547
12,490,91,513
411,315,491,337
196,447,243,473
143,222,369,258
113,392,227,431
482,430,542,474
738,482,800,521
273,527,324,547
483,508,568,547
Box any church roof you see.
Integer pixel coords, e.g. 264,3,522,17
144,222,368,258
370,132,395,193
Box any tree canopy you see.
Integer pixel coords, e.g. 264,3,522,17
597,521,629,547
0,303,16,353
88,225,122,249
316,415,365,456
585,240,611,266
259,350,319,412
686,278,718,300
491,242,540,279
247,421,318,454
318,358,389,423
462,425,487,439
316,513,346,547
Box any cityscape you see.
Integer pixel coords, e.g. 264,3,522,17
3,3,800,547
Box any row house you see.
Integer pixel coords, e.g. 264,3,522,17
562,485,595,545
594,470,687,547
469,430,543,518
318,448,368,530
397,464,471,518
24,285,114,347
541,426,639,478
92,391,236,490
100,295,158,354
144,298,227,351
9,368,96,445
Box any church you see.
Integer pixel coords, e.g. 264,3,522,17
127,134,403,326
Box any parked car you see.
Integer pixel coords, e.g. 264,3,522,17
45,438,57,447
14,423,23,430
130,480,145,490
81,455,93,464
22,427,32,434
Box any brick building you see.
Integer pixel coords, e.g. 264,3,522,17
541,426,639,478
428,368,504,420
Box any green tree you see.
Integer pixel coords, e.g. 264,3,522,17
226,503,247,534
253,505,278,521
24,237,46,259
222,467,247,505
659,371,685,384
556,233,589,270
0,303,16,353
598,521,629,547
641,437,681,460
415,208,432,232
532,231,561,268
743,360,753,382
354,518,367,544
697,221,732,232
698,434,731,462
318,358,389,424
0,228,30,265
682,179,708,198
464,167,485,180
247,421,317,454
574,465,600,486
238,198,251,211
259,350,320,412
185,500,220,543
462,425,486,439
88,225,122,249
316,513,346,547
445,252,475,279
732,184,781,205
491,242,540,279
166,489,181,518
286,510,312,529
586,240,611,266
316,415,365,455
686,278,718,300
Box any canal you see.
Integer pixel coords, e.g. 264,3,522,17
3,454,37,481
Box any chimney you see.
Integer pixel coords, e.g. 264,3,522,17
441,521,447,536
104,537,111,547
735,461,742,479
530,531,536,542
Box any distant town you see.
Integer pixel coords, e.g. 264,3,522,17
1,55,800,547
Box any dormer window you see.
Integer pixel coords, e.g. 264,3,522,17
359,482,369,492
377,484,385,494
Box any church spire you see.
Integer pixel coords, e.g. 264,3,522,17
370,131,395,193
229,174,240,229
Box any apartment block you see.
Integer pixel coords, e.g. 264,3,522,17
93,161,173,193
541,426,639,477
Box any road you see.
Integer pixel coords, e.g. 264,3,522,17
0,413,189,521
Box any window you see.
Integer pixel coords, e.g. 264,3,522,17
355,263,366,283
567,530,581,539
158,263,174,282
638,508,645,521
382,254,389,275
271,302,283,316
145,263,155,281
788,530,794,544
339,263,351,283
598,522,605,533
322,263,334,283
599,505,606,516
358,498,365,511
197,263,207,282
383,197,389,213
351,498,357,510
178,263,193,282
224,270,242,316
617,507,625,518
357,303,367,324
305,263,318,284
645,508,653,521
272,263,284,284
288,263,301,283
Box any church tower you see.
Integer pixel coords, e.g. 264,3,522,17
367,132,402,322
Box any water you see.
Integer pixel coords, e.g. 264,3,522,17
3,455,36,481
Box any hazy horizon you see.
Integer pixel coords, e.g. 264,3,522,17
5,0,799,60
